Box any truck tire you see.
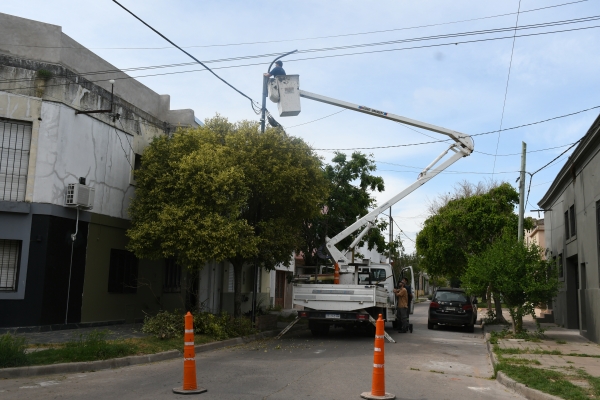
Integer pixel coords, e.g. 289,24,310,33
427,320,434,330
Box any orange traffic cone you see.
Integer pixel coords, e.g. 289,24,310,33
360,314,395,400
333,262,340,284
172,312,207,395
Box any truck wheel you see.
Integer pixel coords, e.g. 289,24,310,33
427,320,434,330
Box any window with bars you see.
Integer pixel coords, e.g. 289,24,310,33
0,119,32,201
107,249,138,293
163,258,181,293
0,239,21,291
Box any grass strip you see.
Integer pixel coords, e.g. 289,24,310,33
496,363,589,400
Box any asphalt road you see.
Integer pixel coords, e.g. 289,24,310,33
0,302,522,399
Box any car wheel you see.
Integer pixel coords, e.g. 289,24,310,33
465,324,475,333
427,320,434,330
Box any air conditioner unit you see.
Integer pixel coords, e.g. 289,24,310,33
65,183,95,209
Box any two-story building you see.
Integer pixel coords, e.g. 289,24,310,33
0,12,198,328
538,113,600,344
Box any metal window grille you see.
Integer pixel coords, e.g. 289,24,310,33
163,258,181,293
0,239,21,291
0,119,32,201
107,249,138,293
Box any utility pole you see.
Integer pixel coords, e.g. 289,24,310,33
388,207,393,264
518,141,526,241
260,50,297,133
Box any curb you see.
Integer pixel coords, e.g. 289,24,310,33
0,327,306,379
484,333,562,400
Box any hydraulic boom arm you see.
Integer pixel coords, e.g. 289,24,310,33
298,90,474,264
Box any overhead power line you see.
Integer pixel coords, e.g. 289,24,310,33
1,20,599,96
312,106,600,151
2,0,589,51
1,14,599,86
492,0,523,176
111,0,260,113
524,139,582,206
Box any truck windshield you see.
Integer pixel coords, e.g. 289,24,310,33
371,269,386,282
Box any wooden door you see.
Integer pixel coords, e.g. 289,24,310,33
275,271,286,307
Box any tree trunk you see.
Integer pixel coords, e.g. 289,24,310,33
493,292,507,323
485,285,492,309
232,261,244,318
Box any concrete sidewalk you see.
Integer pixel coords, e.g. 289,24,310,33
483,308,600,397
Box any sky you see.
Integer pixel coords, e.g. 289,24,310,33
3,0,599,253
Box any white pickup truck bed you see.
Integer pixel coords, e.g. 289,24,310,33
292,283,390,312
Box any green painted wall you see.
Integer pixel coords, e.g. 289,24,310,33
80,214,185,323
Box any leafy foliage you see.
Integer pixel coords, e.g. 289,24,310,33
0,333,27,368
463,230,559,333
416,182,520,280
127,116,329,316
142,310,256,341
298,151,387,266
142,310,184,339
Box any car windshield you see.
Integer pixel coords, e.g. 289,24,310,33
434,291,468,302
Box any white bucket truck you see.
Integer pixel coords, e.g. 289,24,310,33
268,75,473,338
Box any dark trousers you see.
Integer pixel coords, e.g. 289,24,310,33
397,307,408,332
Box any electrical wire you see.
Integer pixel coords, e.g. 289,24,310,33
524,138,582,206
113,123,134,170
285,110,346,129
475,142,580,156
312,106,600,151
393,219,416,244
111,0,261,112
492,0,522,176
2,21,599,97
1,14,599,86
2,0,589,51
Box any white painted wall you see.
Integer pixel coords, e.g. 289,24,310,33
33,101,135,219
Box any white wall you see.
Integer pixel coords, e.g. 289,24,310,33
33,102,135,219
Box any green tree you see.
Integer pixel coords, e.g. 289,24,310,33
297,151,387,266
416,182,523,320
416,182,519,279
463,230,559,333
127,116,329,317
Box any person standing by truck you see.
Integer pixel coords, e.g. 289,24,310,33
394,281,409,333
402,277,414,333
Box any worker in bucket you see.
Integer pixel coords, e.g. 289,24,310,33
263,60,286,77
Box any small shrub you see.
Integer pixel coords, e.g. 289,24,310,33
0,333,28,368
194,312,256,340
142,310,184,339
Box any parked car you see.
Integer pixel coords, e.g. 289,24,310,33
427,287,477,332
